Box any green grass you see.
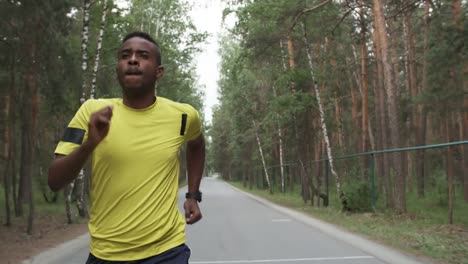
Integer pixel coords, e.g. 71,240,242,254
229,181,468,264
0,179,89,225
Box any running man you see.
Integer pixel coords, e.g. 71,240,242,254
48,31,205,264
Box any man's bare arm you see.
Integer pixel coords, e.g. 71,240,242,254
48,142,95,192
186,134,205,193
48,106,113,192
184,133,205,224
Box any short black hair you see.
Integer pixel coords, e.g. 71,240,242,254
121,31,162,65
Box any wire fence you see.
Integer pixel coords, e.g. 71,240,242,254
225,140,468,222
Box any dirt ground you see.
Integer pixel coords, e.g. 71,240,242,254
0,214,88,264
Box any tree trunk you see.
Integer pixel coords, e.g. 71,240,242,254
286,29,313,198
12,114,18,216
3,92,11,226
3,48,17,225
17,120,29,216
403,0,417,193
452,0,468,202
350,81,361,152
452,0,462,26
18,26,40,233
416,0,431,198
301,22,347,210
446,117,454,224
278,126,285,193
334,96,344,152
314,139,321,207
64,181,75,224
372,24,393,208
90,0,109,99
463,53,468,202
372,77,384,194
459,112,468,201
80,0,91,99
18,64,37,217
350,45,362,150
253,120,271,193
66,0,95,222
280,39,297,193
284,36,305,192
75,170,88,218
272,84,286,193
373,0,404,213
359,0,368,155
388,15,407,199
287,35,296,75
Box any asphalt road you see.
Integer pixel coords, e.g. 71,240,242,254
24,177,429,264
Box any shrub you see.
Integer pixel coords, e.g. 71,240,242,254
343,180,374,212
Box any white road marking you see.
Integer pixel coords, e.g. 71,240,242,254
272,219,291,222
190,256,375,263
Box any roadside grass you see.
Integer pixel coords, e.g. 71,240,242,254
228,181,468,264
0,180,89,226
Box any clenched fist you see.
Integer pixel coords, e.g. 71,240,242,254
87,105,113,147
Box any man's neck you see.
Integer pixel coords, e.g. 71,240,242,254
123,94,156,109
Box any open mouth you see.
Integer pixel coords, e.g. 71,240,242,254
125,69,143,76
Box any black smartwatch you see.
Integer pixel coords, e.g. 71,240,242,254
185,191,202,202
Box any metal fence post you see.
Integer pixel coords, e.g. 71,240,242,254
370,154,376,210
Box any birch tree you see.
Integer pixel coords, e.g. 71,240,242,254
65,0,94,224
301,21,347,209
253,120,272,193
90,0,109,99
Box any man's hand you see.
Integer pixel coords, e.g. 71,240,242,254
87,106,113,147
184,199,202,225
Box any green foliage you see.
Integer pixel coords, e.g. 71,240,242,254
123,0,207,113
431,167,449,207
342,179,373,212
209,0,366,179
423,1,467,115
0,0,207,229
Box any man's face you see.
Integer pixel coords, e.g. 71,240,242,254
116,37,164,98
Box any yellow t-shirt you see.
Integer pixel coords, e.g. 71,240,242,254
54,97,201,261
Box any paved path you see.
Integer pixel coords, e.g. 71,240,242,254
23,177,430,264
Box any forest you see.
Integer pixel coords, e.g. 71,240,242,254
210,0,467,221
0,0,206,233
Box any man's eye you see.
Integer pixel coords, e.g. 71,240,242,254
121,54,129,59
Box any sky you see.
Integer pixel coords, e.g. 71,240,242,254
188,0,225,123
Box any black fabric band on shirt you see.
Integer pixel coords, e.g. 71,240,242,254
180,113,187,136
62,127,85,145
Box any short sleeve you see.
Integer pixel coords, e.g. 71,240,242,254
54,101,92,155
184,105,202,142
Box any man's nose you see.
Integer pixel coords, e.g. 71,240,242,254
128,54,138,65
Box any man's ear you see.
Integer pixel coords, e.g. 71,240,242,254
156,65,164,80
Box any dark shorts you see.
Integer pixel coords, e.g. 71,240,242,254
85,244,191,264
